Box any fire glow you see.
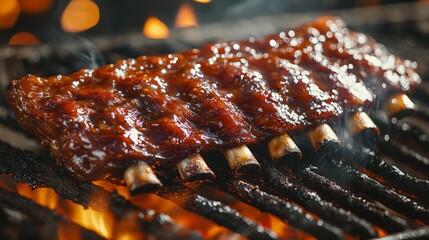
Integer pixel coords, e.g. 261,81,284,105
175,4,198,28
8,32,40,45
18,0,53,15
194,0,212,3
61,0,100,33
0,173,298,240
0,0,21,30
15,181,113,239
143,17,170,39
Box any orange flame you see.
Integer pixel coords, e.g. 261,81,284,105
61,0,100,33
8,32,41,45
194,0,212,3
0,0,21,30
64,202,114,239
58,222,83,240
2,175,311,239
16,183,58,209
175,4,198,28
12,178,113,239
18,0,53,15
143,17,170,39
94,180,235,239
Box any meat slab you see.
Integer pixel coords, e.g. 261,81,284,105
7,16,420,180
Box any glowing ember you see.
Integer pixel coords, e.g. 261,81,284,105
175,4,198,28
115,232,145,240
94,181,237,238
0,0,21,30
2,176,311,239
11,178,114,239
61,0,100,33
8,32,41,45
143,17,170,39
15,183,58,209
18,0,53,14
194,0,212,3
58,222,83,240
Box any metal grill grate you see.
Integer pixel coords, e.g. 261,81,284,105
0,2,429,239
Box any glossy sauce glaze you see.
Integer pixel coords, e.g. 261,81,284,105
8,16,420,180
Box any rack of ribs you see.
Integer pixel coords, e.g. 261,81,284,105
7,16,420,189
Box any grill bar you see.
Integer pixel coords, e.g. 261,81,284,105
371,114,429,150
254,155,376,238
154,179,277,240
223,179,345,240
412,83,429,105
313,158,429,223
375,226,429,240
0,187,104,240
415,106,429,122
0,141,202,240
344,144,429,200
294,166,412,233
201,153,348,239
379,139,429,174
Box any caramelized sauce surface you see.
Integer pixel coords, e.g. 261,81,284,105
8,16,420,180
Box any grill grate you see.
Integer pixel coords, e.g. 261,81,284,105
0,2,429,239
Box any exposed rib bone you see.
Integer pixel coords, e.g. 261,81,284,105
307,124,340,156
386,93,416,119
347,112,379,138
223,145,261,177
176,154,215,182
124,163,163,195
267,133,302,165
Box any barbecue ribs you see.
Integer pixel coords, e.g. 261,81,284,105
7,16,420,180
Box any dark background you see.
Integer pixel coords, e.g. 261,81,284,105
0,0,423,45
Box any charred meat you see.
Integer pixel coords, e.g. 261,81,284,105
7,16,420,180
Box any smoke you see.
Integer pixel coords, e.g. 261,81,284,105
70,37,106,69
46,30,106,73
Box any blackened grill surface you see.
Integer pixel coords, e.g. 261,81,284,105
7,16,421,180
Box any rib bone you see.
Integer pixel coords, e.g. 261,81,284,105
267,133,302,165
176,154,215,182
386,93,416,119
347,112,379,138
307,124,340,155
124,163,163,195
223,144,261,177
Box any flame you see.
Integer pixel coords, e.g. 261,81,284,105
94,180,235,239
375,226,387,238
61,0,100,33
65,202,113,239
16,183,58,209
58,222,83,240
115,232,145,240
11,178,114,239
18,0,53,14
0,0,21,30
230,198,312,239
194,0,212,3
8,32,41,45
1,176,317,239
175,4,198,28
143,17,170,39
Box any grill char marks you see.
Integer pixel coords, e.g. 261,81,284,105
7,16,420,180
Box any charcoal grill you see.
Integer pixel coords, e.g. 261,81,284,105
1,1,429,239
